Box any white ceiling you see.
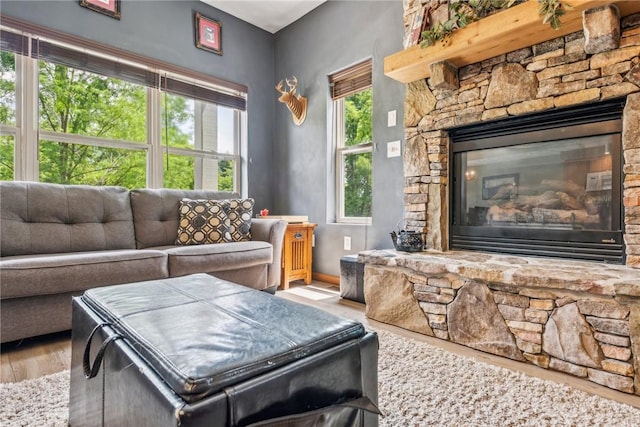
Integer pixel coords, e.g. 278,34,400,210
202,0,327,33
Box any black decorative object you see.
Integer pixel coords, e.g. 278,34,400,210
392,230,424,252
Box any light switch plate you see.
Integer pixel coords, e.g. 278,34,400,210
387,140,401,158
387,110,397,127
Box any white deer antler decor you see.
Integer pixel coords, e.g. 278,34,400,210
275,76,307,126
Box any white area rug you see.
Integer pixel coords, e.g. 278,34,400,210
1,330,639,426
376,330,640,426
0,369,68,426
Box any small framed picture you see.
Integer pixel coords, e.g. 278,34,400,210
195,12,222,55
79,0,121,20
482,173,519,200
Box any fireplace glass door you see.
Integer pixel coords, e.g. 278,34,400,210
450,100,624,263
459,135,616,230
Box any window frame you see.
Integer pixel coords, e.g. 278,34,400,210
0,49,18,180
329,58,373,225
160,91,243,192
1,24,246,192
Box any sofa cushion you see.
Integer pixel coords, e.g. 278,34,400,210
0,181,136,257
0,250,169,299
131,188,238,249
158,241,272,278
175,199,230,245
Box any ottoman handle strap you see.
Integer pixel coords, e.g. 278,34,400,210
83,323,123,379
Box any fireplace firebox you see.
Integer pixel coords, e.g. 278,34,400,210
450,99,624,263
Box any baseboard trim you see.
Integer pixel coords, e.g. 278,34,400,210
313,272,339,286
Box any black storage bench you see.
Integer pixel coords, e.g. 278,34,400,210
69,273,378,427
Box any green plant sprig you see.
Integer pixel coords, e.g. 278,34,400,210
420,0,567,48
539,0,568,30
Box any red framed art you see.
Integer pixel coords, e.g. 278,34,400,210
80,0,121,20
195,12,222,55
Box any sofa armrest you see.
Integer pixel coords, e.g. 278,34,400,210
251,219,287,289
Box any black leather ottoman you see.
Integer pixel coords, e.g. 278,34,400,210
340,255,365,303
69,274,378,427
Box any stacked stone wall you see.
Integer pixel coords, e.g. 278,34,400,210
414,274,635,393
401,1,640,267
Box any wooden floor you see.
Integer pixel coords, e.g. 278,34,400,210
2,280,639,410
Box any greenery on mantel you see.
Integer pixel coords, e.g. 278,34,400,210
420,0,568,48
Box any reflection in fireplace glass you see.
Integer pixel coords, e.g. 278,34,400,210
458,135,613,232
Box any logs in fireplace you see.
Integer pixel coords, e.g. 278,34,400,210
450,99,624,263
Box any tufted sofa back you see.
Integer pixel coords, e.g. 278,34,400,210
130,188,237,249
0,181,136,257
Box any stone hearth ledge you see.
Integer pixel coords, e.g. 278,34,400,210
360,249,640,395
359,250,640,299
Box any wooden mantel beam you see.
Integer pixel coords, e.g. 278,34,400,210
384,0,640,84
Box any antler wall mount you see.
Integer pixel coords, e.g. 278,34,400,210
275,76,307,126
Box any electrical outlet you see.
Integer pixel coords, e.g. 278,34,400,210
344,236,351,251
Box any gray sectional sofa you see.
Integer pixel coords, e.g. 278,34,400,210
0,181,287,343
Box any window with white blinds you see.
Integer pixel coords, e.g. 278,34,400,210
0,19,246,191
329,59,373,224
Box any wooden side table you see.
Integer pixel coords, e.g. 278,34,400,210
280,223,317,290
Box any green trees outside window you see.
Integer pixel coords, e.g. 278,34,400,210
38,62,148,187
342,88,373,219
162,95,236,191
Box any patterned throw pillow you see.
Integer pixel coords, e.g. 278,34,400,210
220,198,254,242
175,199,230,245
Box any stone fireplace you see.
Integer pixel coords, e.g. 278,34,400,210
400,19,640,267
361,1,640,396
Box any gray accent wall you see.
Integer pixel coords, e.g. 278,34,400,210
2,0,405,278
273,1,405,276
0,0,275,210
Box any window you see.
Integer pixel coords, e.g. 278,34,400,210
0,25,246,191
0,50,16,180
330,59,373,223
162,94,239,191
